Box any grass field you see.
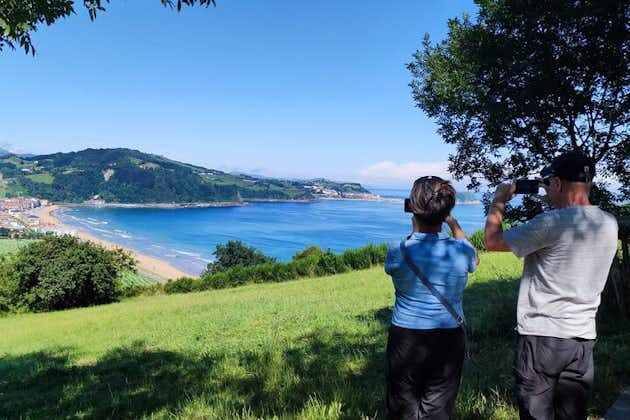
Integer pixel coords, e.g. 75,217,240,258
0,239,37,255
26,173,54,184
1,252,628,419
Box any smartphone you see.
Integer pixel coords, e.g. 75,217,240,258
515,179,540,194
404,198,412,213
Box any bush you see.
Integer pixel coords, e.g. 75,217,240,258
0,256,19,313
7,235,136,312
316,251,349,276
204,241,275,275
199,272,230,289
293,246,324,260
119,283,163,298
469,229,485,252
164,243,389,294
164,277,196,294
342,248,372,270
289,256,319,277
363,243,388,265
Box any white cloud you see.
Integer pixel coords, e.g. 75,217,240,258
359,160,450,181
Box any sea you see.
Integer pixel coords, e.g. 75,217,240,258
55,189,486,276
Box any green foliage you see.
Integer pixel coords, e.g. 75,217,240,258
117,271,161,298
0,0,216,55
164,277,197,294
409,0,630,220
0,239,37,255
292,246,324,260
166,243,388,294
469,228,485,252
1,253,628,418
0,148,367,203
3,235,136,312
204,240,276,275
315,250,349,276
0,256,19,312
341,247,373,270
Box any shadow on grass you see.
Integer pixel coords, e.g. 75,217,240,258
0,332,387,419
1,275,628,419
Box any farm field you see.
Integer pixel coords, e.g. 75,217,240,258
0,239,37,255
1,251,628,419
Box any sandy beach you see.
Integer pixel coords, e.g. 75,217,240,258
33,205,197,281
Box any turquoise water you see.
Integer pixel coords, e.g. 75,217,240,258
56,190,485,276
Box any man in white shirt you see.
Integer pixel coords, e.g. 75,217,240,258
484,152,618,420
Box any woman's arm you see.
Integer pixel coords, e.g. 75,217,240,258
445,215,480,266
445,215,466,240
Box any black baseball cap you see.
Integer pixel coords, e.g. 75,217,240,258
540,151,595,182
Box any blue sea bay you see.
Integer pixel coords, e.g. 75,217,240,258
56,190,486,276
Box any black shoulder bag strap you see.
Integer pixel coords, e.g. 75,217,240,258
399,240,469,357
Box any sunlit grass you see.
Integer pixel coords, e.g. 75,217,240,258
0,239,37,255
0,252,627,419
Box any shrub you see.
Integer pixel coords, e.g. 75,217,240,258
8,235,136,312
316,251,349,276
469,229,485,252
167,243,389,294
0,256,19,313
164,277,196,294
119,283,163,298
273,263,298,282
342,248,372,270
293,246,324,260
363,243,388,265
290,256,319,277
204,241,275,275
200,272,230,290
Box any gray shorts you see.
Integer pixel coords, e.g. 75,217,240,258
513,334,595,420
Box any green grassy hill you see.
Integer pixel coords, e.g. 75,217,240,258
0,253,628,419
0,148,372,203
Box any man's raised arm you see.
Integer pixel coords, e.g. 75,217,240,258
484,183,515,252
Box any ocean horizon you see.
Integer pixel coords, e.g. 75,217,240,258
55,189,486,276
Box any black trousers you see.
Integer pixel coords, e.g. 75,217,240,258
386,325,465,420
513,334,595,420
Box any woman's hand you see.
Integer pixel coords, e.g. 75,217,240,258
444,214,456,225
445,215,466,240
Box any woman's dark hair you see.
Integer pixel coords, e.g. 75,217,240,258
408,176,456,226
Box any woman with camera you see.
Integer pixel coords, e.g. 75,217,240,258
385,176,478,420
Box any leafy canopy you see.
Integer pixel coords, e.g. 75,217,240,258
0,235,136,312
204,240,276,275
0,0,216,54
409,0,629,219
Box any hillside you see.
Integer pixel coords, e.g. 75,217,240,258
1,254,628,419
0,148,375,203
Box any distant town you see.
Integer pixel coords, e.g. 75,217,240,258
0,197,70,237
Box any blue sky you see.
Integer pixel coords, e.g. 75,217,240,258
0,0,477,188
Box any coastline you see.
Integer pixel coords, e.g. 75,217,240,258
54,195,383,209
33,205,197,281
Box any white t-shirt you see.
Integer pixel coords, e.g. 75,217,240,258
504,206,618,339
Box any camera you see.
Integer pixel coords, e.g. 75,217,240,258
515,179,540,194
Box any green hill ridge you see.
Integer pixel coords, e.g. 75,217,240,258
0,148,374,203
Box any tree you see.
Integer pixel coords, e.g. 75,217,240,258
6,235,136,311
0,0,216,54
203,240,275,275
408,0,629,220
